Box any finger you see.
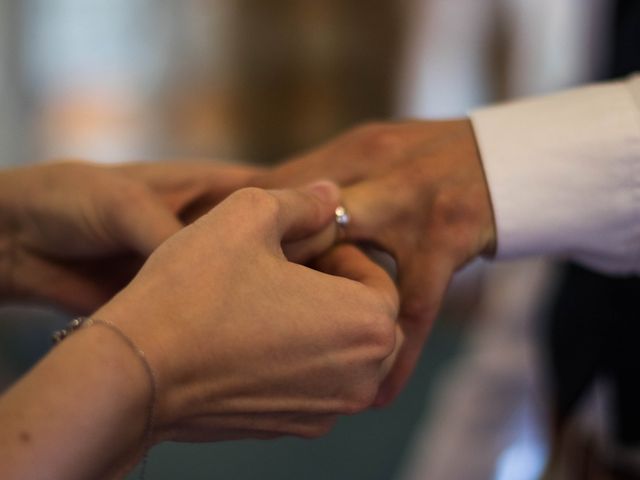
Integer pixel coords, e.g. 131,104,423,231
283,222,336,263
176,164,266,220
254,157,345,190
269,180,341,243
314,245,402,386
176,166,263,224
281,180,400,263
374,251,454,406
313,244,399,314
253,142,358,190
114,161,263,222
113,161,263,192
338,180,407,250
253,122,416,190
109,189,183,257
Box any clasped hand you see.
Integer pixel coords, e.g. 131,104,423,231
0,118,495,448
0,159,402,446
255,119,496,404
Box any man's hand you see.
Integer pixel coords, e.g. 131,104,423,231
255,119,496,404
0,160,257,312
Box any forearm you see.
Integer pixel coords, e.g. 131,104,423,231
0,323,149,479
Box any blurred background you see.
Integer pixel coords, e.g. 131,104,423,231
0,0,628,479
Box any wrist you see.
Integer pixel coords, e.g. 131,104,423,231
0,319,151,479
93,293,180,440
465,119,497,257
63,324,152,472
450,118,497,258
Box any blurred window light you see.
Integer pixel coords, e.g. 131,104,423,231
493,406,547,480
19,0,236,162
494,443,546,480
23,0,171,94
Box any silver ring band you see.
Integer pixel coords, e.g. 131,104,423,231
335,205,350,242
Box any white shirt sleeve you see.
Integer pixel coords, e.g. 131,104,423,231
470,75,640,275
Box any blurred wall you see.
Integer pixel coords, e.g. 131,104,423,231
228,0,403,163
0,1,28,167
0,0,404,166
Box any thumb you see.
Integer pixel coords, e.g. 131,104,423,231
270,180,341,243
110,189,184,256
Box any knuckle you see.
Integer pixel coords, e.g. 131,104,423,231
228,187,280,223
370,317,397,356
356,306,397,357
353,123,403,159
341,380,379,414
229,186,274,208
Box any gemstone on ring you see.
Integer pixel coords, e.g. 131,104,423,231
335,205,350,227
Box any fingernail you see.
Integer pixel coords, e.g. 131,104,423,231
304,180,339,204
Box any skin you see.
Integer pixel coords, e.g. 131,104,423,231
97,185,401,442
0,120,494,475
255,118,497,404
0,120,492,405
0,167,401,479
0,320,151,479
0,160,259,312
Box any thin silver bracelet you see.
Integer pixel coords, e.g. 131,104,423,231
53,317,157,479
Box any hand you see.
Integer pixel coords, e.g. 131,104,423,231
95,183,401,442
0,160,257,312
255,119,496,404
112,160,262,223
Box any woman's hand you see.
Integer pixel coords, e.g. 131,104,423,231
0,181,400,479
96,182,401,443
0,160,258,312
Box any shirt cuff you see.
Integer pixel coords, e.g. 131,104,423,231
470,78,640,275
